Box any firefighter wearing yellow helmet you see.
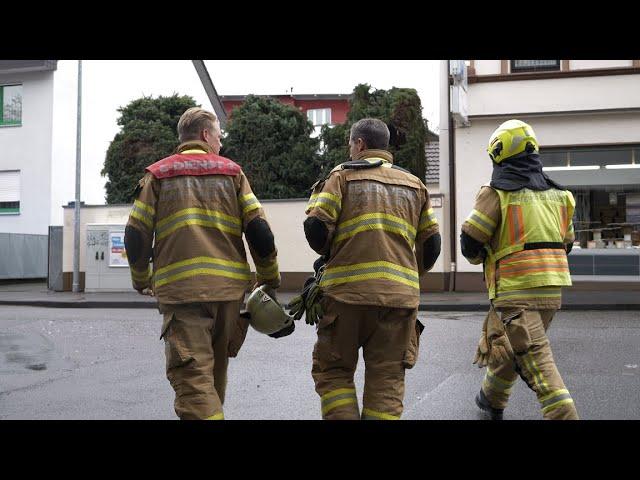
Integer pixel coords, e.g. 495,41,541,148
460,119,579,420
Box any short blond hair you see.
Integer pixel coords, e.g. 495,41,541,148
177,107,218,142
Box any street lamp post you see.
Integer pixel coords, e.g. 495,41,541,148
72,60,82,293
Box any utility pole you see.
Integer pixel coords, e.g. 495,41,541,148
72,60,82,293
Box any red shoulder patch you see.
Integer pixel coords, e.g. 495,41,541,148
146,153,242,179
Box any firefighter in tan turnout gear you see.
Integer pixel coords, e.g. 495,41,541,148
124,107,288,420
292,118,441,420
460,119,579,420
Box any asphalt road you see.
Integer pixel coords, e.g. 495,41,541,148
0,306,638,420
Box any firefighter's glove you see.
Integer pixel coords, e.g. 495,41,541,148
287,276,318,322
304,281,323,325
487,308,514,368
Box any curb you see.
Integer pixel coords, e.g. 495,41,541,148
1,301,639,311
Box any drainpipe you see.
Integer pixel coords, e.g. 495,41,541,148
448,69,457,292
439,60,457,292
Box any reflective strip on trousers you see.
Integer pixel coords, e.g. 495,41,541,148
521,352,550,396
361,408,400,420
154,256,251,287
239,193,261,216
320,261,420,290
321,388,358,415
540,389,574,414
418,207,438,232
483,368,517,395
206,412,225,420
334,212,416,246
307,192,341,219
156,208,241,240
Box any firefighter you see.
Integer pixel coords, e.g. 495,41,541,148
460,119,579,420
294,118,441,420
124,107,288,420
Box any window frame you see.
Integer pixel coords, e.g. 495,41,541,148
0,170,21,215
0,83,23,127
510,60,561,73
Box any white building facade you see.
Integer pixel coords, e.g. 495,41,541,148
443,60,640,290
0,61,57,279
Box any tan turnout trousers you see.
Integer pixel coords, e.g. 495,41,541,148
159,300,248,420
311,297,422,420
481,307,579,420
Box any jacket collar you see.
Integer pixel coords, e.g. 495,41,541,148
175,140,213,154
354,149,394,164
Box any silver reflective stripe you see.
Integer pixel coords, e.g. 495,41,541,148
336,217,414,237
496,288,561,298
541,392,572,409
156,213,241,236
154,261,250,282
469,213,494,233
322,265,418,283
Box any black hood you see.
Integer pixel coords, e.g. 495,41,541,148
490,152,566,191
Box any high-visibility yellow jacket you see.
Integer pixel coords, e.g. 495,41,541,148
125,141,280,304
462,186,575,308
306,149,439,309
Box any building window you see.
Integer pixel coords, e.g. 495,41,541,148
540,145,640,249
0,84,22,126
0,170,20,214
511,60,560,73
307,108,332,127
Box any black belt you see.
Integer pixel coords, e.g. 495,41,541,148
523,242,564,250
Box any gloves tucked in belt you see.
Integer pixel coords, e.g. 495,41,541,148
473,307,514,368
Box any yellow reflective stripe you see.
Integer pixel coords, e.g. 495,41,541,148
334,213,416,245
541,398,574,414
523,353,549,396
256,261,279,280
130,210,153,229
321,388,356,401
308,192,341,219
206,412,224,420
339,212,415,233
321,271,419,289
361,408,399,420
472,209,496,228
484,369,516,394
155,256,250,276
539,388,569,403
155,267,251,287
130,266,151,281
466,217,492,237
239,193,262,215
157,208,240,229
321,397,358,416
324,260,418,277
134,199,155,216
157,218,241,240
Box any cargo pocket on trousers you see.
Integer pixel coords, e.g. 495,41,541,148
228,311,251,358
403,319,425,369
505,310,532,355
161,313,194,370
313,311,341,368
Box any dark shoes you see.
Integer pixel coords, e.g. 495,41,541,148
475,389,504,420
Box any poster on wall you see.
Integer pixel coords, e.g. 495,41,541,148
109,231,128,267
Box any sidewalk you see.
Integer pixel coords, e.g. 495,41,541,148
0,282,638,310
